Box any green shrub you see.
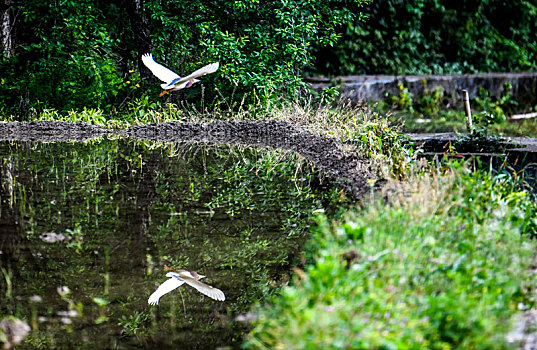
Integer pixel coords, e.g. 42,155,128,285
0,0,130,115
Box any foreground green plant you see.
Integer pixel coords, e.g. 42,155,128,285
246,163,537,349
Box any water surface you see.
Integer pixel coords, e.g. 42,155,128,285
0,138,338,349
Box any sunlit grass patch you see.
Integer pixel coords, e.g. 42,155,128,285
246,164,537,349
264,99,415,178
36,107,109,126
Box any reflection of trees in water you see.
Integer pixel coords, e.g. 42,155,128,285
0,155,25,265
0,138,336,348
115,152,159,270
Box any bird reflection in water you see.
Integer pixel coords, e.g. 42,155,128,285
148,265,225,305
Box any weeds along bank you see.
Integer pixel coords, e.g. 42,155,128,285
313,0,537,76
377,82,537,137
246,163,537,349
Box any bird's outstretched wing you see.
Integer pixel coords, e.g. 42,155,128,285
148,277,185,305
174,62,220,85
181,276,225,301
141,53,181,84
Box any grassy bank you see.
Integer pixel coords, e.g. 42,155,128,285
246,163,537,349
1,99,413,181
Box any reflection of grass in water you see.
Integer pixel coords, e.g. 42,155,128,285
1,267,13,299
0,138,342,348
118,311,151,337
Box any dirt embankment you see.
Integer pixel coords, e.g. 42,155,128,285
0,120,375,198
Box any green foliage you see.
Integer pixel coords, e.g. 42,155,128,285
246,164,537,349
489,168,537,238
418,86,445,116
313,0,537,75
118,311,151,336
1,0,130,114
473,83,517,128
313,86,342,105
348,119,413,178
1,0,368,116
36,108,108,125
390,84,414,111
24,331,53,350
144,0,367,104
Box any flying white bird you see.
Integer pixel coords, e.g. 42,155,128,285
141,53,219,96
148,266,225,305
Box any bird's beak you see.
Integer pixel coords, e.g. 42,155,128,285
159,90,170,97
193,79,200,84
198,274,206,279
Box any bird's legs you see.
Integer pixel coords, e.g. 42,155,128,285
164,265,181,273
159,90,171,97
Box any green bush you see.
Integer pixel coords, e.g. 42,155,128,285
0,0,130,114
128,0,368,104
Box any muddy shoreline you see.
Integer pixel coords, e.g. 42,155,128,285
4,120,537,199
0,120,375,198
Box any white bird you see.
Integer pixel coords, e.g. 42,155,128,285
148,266,225,305
141,53,219,96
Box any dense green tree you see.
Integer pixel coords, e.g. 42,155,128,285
4,0,535,117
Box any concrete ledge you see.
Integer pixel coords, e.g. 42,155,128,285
307,72,537,111
408,132,537,154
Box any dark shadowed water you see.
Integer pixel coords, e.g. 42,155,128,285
0,137,339,349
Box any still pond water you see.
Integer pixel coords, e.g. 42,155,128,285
0,137,338,349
